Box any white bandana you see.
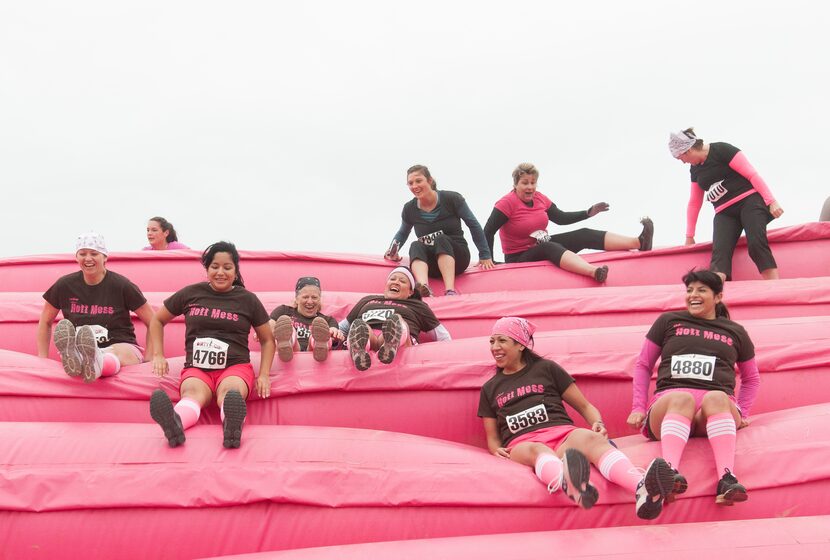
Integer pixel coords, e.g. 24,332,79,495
669,130,697,158
75,232,108,255
388,266,415,289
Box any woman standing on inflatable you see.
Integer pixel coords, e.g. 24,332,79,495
36,232,155,382
384,164,494,296
670,129,784,280
144,216,190,250
149,241,275,449
627,269,760,505
483,163,653,283
341,266,450,371
479,317,674,520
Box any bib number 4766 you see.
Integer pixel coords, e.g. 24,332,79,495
192,337,229,369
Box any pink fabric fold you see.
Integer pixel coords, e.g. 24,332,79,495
631,339,660,413
729,151,775,205
686,182,704,237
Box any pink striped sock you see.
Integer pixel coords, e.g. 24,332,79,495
706,412,737,476
660,413,691,468
101,353,121,377
597,448,642,493
534,453,564,492
173,398,201,430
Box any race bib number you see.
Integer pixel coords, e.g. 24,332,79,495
361,308,395,323
418,230,444,246
90,325,109,344
670,354,715,381
529,230,550,244
706,180,728,203
192,337,229,369
505,404,550,434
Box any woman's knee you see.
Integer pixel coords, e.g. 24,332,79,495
700,390,731,412
660,391,696,414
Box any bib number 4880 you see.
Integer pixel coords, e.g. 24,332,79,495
670,354,715,381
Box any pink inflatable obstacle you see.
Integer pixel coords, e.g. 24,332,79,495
4,277,829,359
210,515,830,559
2,404,830,559
0,223,828,293
2,316,829,444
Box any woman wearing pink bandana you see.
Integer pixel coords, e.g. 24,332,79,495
478,317,674,519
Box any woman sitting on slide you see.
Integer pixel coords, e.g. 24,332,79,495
483,163,653,283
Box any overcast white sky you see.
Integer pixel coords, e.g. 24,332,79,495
1,1,828,259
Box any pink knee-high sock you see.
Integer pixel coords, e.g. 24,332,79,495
173,398,201,430
706,412,737,476
597,448,642,493
660,413,692,469
101,353,121,377
534,453,564,492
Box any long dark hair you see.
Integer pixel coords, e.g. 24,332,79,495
149,216,179,243
201,241,245,287
682,269,729,319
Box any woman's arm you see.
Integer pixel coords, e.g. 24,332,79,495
254,322,276,398
150,306,175,377
736,357,760,421
133,302,156,361
482,208,509,262
483,417,509,458
686,182,704,242
627,338,661,430
547,203,590,226
385,220,413,260
420,323,451,342
561,383,607,436
36,302,61,358
729,151,783,218
457,200,493,261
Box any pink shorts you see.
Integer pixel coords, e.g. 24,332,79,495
180,363,254,394
104,343,144,362
643,388,740,439
506,424,579,452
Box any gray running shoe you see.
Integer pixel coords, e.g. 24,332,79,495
75,325,103,383
378,313,404,364
53,319,83,377
274,315,294,363
310,316,331,362
348,319,372,371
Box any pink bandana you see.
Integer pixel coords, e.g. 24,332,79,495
492,316,537,348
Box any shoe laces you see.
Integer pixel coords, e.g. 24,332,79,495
546,472,563,494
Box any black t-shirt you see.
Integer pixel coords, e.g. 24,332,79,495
401,190,470,246
646,311,755,395
346,295,440,339
270,304,339,351
164,282,270,370
43,271,147,347
478,359,576,446
689,142,754,210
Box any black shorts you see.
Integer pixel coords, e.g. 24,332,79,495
409,234,471,278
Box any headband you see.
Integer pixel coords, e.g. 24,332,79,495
492,316,537,348
668,130,697,158
295,276,321,293
75,232,108,255
388,266,415,288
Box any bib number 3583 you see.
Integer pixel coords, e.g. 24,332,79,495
670,353,715,381
192,337,229,369
506,404,549,434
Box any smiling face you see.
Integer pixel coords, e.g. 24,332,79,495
76,249,106,280
207,251,237,292
146,220,169,248
514,173,538,203
685,280,722,319
407,172,433,199
489,334,525,373
384,271,413,299
295,285,322,318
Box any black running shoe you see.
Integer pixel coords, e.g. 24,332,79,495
378,313,404,364
561,448,598,509
665,467,688,504
348,319,372,371
635,458,675,520
638,217,654,251
716,469,747,505
222,390,247,449
150,389,186,447
594,265,609,283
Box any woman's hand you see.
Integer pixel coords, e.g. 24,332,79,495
330,327,345,342
478,258,495,270
256,373,271,399
627,411,646,430
738,417,750,429
684,236,696,246
587,202,610,217
152,355,169,378
591,421,608,437
492,447,510,459
769,201,784,219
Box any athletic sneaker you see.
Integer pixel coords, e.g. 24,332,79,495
348,319,372,371
635,457,675,520
593,265,609,283
561,448,598,509
75,325,103,383
638,217,654,251
222,390,247,449
665,467,688,504
715,469,748,505
150,389,186,447
53,319,83,377
310,316,331,362
273,315,295,362
378,313,404,364
416,283,434,298
444,289,460,296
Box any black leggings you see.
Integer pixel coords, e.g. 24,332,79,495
711,193,776,279
504,228,606,266
409,235,471,278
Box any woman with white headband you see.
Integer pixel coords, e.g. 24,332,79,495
36,232,155,382
339,266,450,370
669,128,784,280
478,316,674,520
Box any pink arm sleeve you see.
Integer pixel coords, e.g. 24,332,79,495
632,339,661,414
686,183,704,238
729,151,775,205
736,358,760,417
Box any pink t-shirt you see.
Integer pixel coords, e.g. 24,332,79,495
494,191,553,254
142,241,190,251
